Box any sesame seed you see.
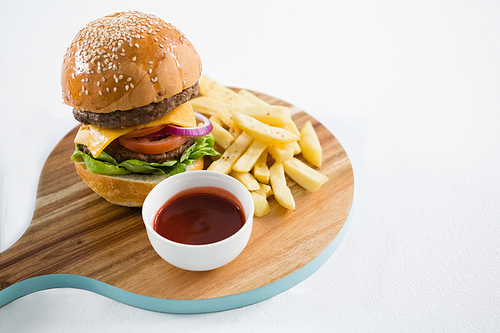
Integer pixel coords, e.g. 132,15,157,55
151,77,158,83
148,61,153,64
127,77,132,82
130,83,134,88
97,81,101,86
113,87,117,92
132,56,136,61
159,44,164,48
99,91,103,95
135,43,139,48
148,69,152,74
125,85,129,91
106,87,110,92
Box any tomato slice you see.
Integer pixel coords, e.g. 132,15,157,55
118,135,190,154
120,124,167,139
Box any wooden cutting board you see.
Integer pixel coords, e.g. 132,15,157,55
0,90,354,313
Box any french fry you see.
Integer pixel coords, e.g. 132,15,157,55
230,170,260,191
253,149,270,184
253,183,273,198
228,105,291,127
232,112,299,146
207,132,253,174
283,157,329,192
190,96,233,128
269,162,295,210
233,140,268,173
288,140,301,155
267,144,294,163
251,192,271,217
209,115,222,126
211,121,235,150
280,120,301,154
238,89,270,106
299,120,322,167
228,124,242,139
200,75,253,106
282,119,300,136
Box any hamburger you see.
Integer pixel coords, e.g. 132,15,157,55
63,11,219,207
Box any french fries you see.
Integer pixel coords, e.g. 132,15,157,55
269,162,295,210
232,112,299,146
299,120,322,167
210,121,235,150
267,144,294,163
207,132,253,174
238,89,270,106
230,170,260,191
228,105,291,127
253,183,273,198
233,140,267,173
253,149,270,184
200,75,253,106
190,96,233,128
251,192,271,217
198,75,328,216
283,157,329,192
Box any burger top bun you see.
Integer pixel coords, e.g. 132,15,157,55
61,11,202,114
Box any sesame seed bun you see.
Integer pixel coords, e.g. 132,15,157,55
61,11,202,113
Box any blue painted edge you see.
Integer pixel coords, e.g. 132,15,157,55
0,213,352,313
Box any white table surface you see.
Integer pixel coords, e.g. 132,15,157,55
1,0,499,332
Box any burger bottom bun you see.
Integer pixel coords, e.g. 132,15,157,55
74,158,204,207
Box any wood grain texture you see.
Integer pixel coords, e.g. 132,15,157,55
0,90,354,301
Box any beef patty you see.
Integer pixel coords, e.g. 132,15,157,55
73,82,199,128
80,137,196,164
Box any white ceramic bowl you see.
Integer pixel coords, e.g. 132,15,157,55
142,170,254,271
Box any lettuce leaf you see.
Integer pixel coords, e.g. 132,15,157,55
71,134,220,176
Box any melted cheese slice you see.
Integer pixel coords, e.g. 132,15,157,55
75,102,196,157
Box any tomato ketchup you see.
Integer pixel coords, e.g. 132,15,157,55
153,187,246,245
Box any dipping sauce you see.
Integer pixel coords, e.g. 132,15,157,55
153,187,246,245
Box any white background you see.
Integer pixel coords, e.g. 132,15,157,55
1,0,499,332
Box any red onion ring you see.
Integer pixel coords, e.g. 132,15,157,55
146,111,213,138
